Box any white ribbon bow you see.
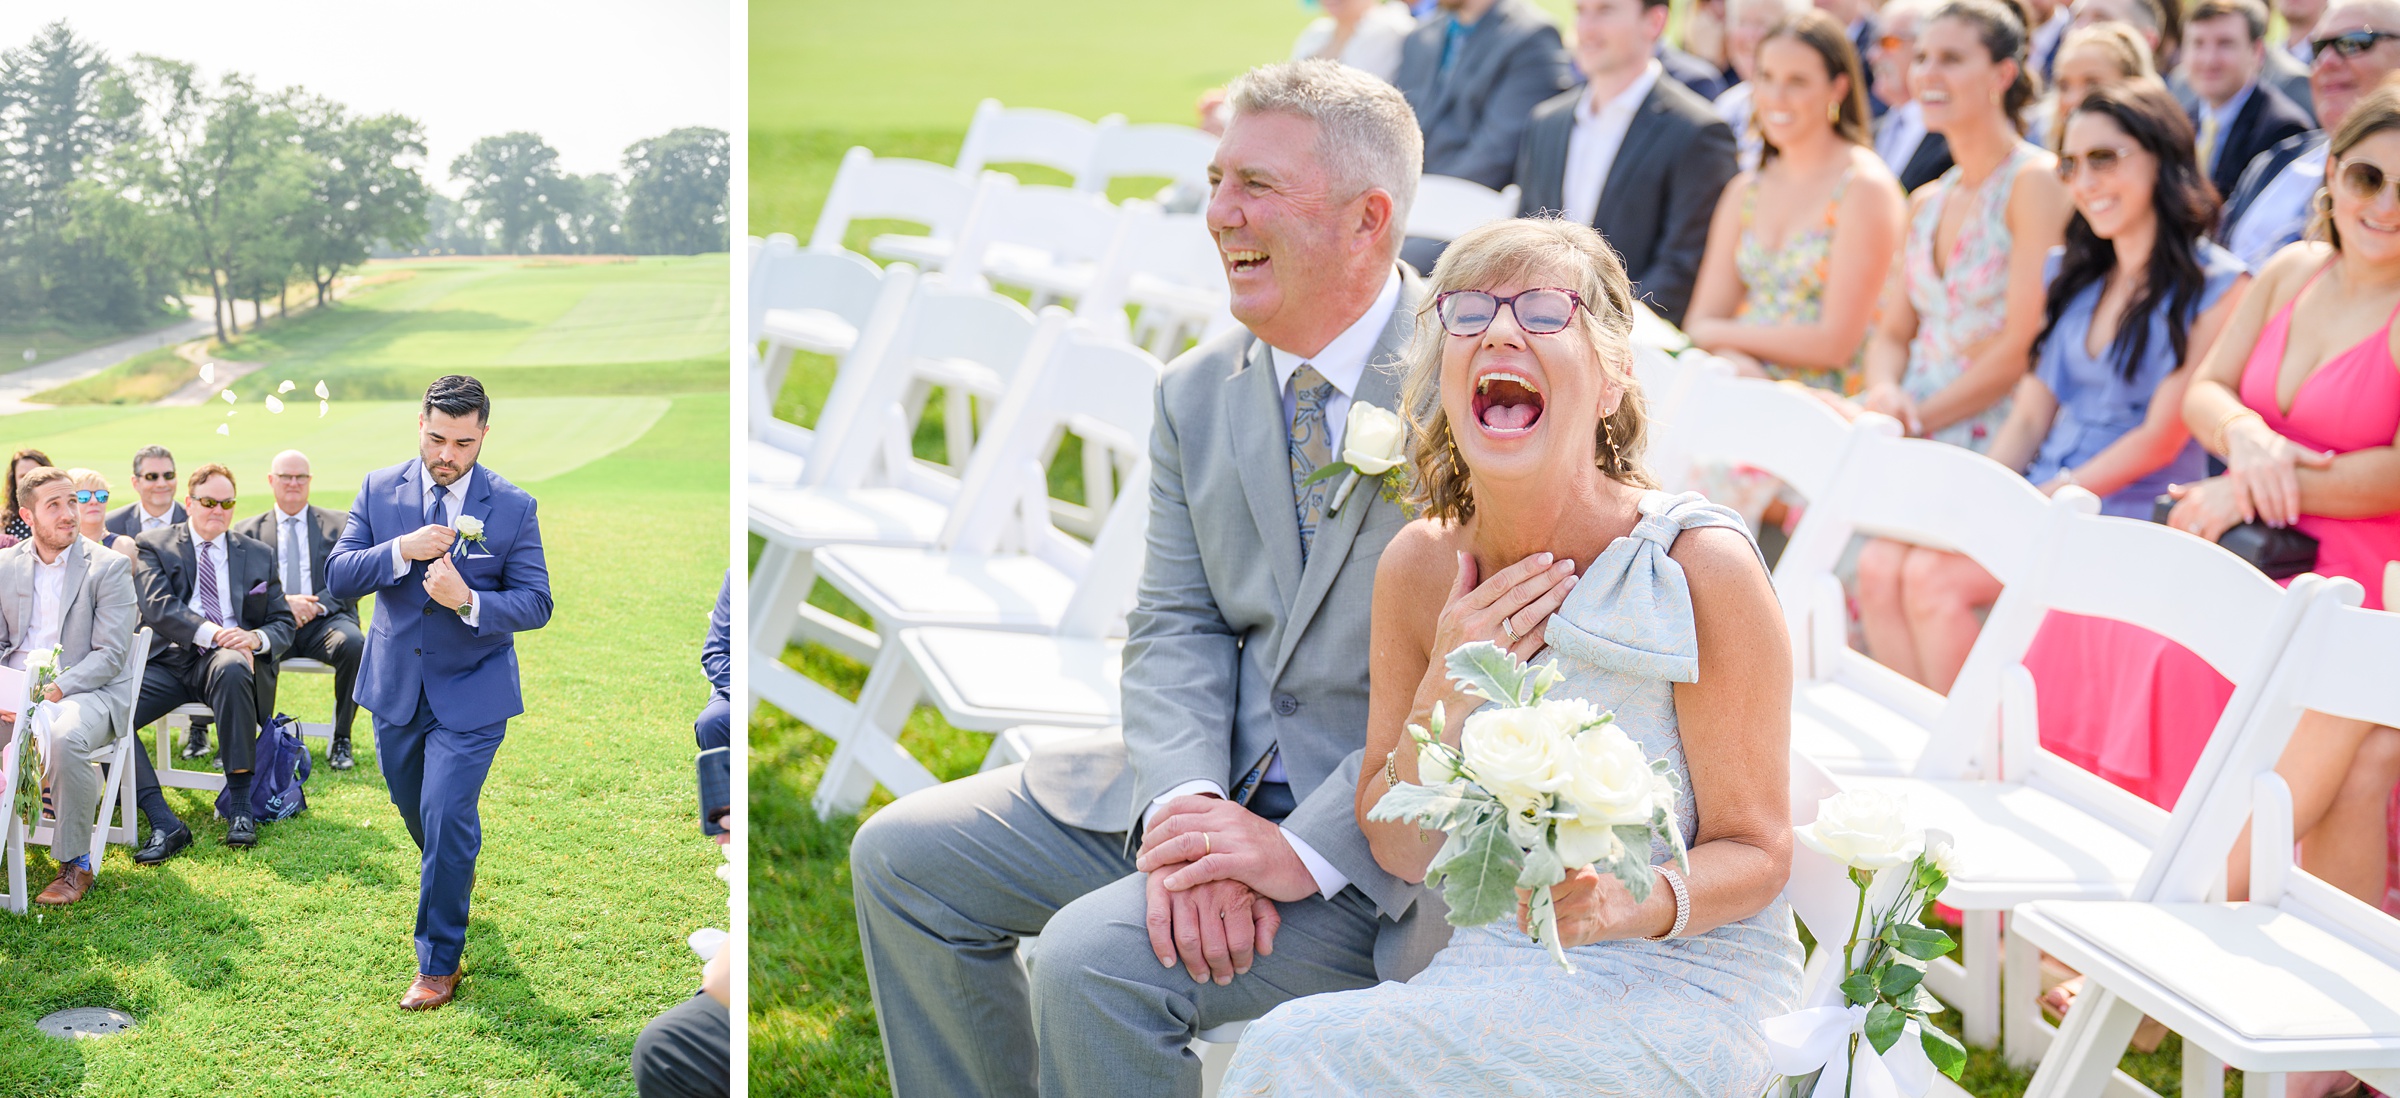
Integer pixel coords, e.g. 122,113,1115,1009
1762,1004,1936,1098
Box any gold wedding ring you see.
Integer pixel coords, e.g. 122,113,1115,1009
1203,832,1212,856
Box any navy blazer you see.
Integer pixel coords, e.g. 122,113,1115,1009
326,460,552,728
2197,83,2313,202
702,572,730,703
1392,0,1575,188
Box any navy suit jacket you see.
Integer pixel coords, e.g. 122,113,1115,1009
105,501,186,539
2197,83,2313,202
1392,0,1575,188
326,460,552,728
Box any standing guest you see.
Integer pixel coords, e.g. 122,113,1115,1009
1393,0,1573,194
327,374,554,1011
2038,22,2159,148
1875,0,1962,188
129,463,296,851
850,61,1445,1098
2218,0,2400,268
1687,0,1739,83
1714,0,1817,170
1854,0,2072,692
1687,10,1910,392
2,449,53,543
0,467,139,906
103,445,185,539
1514,0,1741,323
1663,20,1739,100
68,469,136,561
234,450,363,771
2185,0,2316,198
2173,86,2400,940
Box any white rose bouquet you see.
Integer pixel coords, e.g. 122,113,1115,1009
1367,641,1687,970
1298,402,1411,516
1761,791,1967,1097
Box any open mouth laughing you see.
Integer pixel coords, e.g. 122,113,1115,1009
1472,369,1546,436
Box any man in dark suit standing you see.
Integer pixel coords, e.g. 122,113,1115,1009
235,450,364,770
328,374,553,1012
104,445,186,540
1393,0,1574,268
1513,0,1738,324
2185,0,2314,198
130,462,297,851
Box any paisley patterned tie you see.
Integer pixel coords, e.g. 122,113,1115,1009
1287,363,1336,561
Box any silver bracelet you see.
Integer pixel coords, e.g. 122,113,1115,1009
1644,864,1691,941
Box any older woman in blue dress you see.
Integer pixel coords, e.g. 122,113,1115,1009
1216,217,1804,1096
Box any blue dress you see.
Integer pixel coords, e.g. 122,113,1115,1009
1219,492,1806,1097
2024,241,2245,517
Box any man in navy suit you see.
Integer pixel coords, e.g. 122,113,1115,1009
328,374,553,1011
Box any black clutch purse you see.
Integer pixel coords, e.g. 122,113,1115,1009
2152,495,2320,579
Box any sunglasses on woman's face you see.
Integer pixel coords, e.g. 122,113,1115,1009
1433,288,1587,337
74,490,107,505
2311,28,2400,60
2336,159,2400,206
2055,145,2138,182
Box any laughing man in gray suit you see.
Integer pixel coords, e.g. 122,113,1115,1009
850,60,1445,1097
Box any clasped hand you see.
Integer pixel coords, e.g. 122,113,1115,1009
1515,865,1660,949
1133,795,1316,985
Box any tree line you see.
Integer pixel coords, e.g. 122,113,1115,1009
0,22,731,343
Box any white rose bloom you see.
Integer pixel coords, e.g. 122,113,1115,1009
1460,705,1570,811
1340,402,1407,475
1537,697,1604,732
1553,813,1625,868
1927,837,1959,876
456,514,485,538
1798,788,1923,870
1418,738,1460,785
1556,722,1659,826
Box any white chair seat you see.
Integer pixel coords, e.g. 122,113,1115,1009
902,629,1122,730
760,307,860,357
749,439,807,486
749,486,950,549
1792,673,1937,777
982,244,1089,296
871,233,952,268
1846,776,2154,906
816,545,1079,631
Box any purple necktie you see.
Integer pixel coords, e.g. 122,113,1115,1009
195,540,226,625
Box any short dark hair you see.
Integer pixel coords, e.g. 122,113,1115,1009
132,444,173,474
16,466,70,514
1641,0,1672,11
187,462,235,498
2186,0,2268,43
423,374,491,425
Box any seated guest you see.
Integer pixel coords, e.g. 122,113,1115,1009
2173,86,2400,930
2184,0,2314,198
2277,0,2329,67
1855,0,2072,692
1686,0,1738,85
69,469,137,561
1515,0,1740,323
104,445,185,539
1874,0,1962,189
0,467,139,906
2,449,52,544
2218,0,2400,269
234,450,363,770
1199,0,1422,132
1394,0,1573,193
128,463,296,851
1687,9,1909,392
1663,21,1737,99
2035,23,2157,147
1713,0,1816,170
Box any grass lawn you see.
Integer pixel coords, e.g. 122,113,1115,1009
0,254,732,1097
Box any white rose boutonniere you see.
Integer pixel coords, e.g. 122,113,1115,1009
452,513,488,558
1299,401,1412,515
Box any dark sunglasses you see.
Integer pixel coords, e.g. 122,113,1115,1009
2336,159,2400,205
135,471,176,482
1433,288,1587,337
2056,145,2138,182
74,490,107,505
2311,28,2400,60
189,496,237,511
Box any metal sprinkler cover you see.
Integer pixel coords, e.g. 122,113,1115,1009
37,1007,136,1039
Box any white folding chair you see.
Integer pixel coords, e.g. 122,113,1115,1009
751,262,925,490
2014,579,2400,1098
948,173,1137,324
805,145,973,270
1076,118,1216,194
279,657,339,747
954,98,1115,181
1122,210,1238,360
754,233,885,388
1406,174,1522,243
6,627,154,913
809,323,1163,817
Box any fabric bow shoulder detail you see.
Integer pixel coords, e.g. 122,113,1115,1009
1539,490,1757,685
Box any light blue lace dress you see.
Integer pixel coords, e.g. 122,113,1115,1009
1219,491,1806,1097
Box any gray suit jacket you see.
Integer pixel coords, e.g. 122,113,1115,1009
2261,47,2316,126
1026,268,1431,924
104,501,185,539
1514,77,1739,325
0,538,141,732
1392,0,1574,189
234,504,355,621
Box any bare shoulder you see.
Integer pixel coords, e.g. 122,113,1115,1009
2009,153,2072,217
1378,517,1466,603
2256,240,2336,304
1842,147,1907,213
1667,525,1775,602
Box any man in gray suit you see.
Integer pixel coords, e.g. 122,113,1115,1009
1393,0,1574,269
0,466,140,905
851,60,1441,1097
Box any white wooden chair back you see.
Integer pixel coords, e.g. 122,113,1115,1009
811,273,1040,496
754,235,884,354
790,263,922,486
955,99,1113,180
809,146,973,254
946,174,1127,289
1406,175,1521,242
1077,119,1215,193
1118,210,1233,357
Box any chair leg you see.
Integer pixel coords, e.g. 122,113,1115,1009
2180,1039,2223,1098
1964,910,2002,1048
2005,916,2046,1068
5,815,24,914
2024,984,2144,1098
813,643,928,819
2243,1073,2286,1098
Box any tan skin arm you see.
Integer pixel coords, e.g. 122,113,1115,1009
1687,159,1910,374
1913,160,2072,437
1861,191,1931,428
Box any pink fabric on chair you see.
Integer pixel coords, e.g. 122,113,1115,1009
2021,611,2235,810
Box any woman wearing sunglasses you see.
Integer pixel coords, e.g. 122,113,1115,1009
68,469,136,561
1,447,54,546
1853,0,2074,692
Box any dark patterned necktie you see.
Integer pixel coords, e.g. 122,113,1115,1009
195,540,225,625
1287,363,1336,561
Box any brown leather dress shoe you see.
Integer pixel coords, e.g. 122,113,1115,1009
34,864,93,906
399,970,461,1011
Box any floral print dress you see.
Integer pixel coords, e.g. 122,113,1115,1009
1734,166,1863,395
1901,142,2040,453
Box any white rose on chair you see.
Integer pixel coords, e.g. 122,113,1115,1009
1300,401,1413,515
1796,788,1923,871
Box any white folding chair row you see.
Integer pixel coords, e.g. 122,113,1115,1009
1077,117,1216,194
811,146,975,267
810,323,1164,818
956,98,1120,182
2015,580,2400,1098
1406,174,1522,243
947,173,1142,329
749,259,927,489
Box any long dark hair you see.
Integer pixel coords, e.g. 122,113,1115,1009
2034,83,2219,382
6,447,52,519
1930,0,2039,133
1757,10,1875,166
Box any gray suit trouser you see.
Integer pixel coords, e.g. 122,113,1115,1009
851,764,1385,1098
38,697,118,864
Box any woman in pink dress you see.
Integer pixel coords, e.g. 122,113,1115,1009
2170,87,2400,975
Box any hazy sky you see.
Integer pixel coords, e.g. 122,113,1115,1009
0,1,731,194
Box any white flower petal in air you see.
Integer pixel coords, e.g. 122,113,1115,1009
265,395,284,413
314,380,329,399
216,423,229,435
277,379,296,394
199,362,215,385
318,399,328,417
220,389,236,405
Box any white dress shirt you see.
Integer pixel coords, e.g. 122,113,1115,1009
2226,136,2327,271
1562,60,1664,227
388,462,482,627
138,503,174,533
276,507,314,596
1877,99,1929,175
9,549,67,671
188,530,243,651
1140,269,1405,900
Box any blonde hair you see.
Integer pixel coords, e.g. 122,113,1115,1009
68,467,108,493
2312,80,2400,250
1401,217,1655,525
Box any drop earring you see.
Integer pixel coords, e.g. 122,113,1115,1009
1828,100,1839,124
